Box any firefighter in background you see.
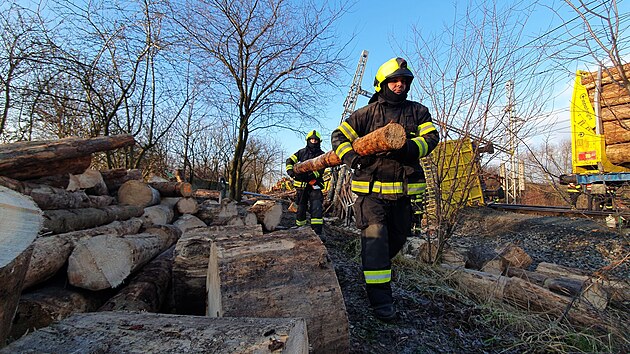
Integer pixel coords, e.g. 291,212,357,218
331,57,439,321
567,182,581,209
286,130,326,235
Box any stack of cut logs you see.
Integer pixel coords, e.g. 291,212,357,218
0,135,349,353
403,237,629,334
582,63,630,166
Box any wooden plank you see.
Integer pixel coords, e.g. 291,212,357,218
1,312,308,354
0,186,42,346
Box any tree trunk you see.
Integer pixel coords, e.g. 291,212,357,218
98,246,175,312
172,214,207,234
206,228,350,354
23,218,143,290
602,118,630,144
149,181,193,198
0,186,42,347
247,199,283,231
67,226,181,291
0,176,90,210
9,286,115,341
293,122,407,174
42,205,144,235
67,169,109,196
176,197,198,214
140,204,175,228
600,103,630,122
100,168,143,193
2,312,308,354
0,135,134,179
172,225,263,315
117,180,161,207
2,155,92,181
195,200,239,225
495,243,532,269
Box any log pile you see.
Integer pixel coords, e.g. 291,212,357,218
581,64,630,166
0,135,348,352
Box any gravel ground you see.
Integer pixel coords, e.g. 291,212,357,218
280,205,629,353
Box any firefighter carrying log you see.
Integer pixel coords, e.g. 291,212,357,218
286,130,326,235
331,57,440,321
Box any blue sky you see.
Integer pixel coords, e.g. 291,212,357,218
274,0,630,163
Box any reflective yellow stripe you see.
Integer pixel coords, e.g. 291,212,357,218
351,180,371,193
296,219,307,226
418,122,437,136
294,181,307,188
289,154,298,163
364,269,391,284
336,142,352,159
286,165,293,171
313,171,320,178
339,122,358,142
372,181,403,194
411,137,428,157
311,218,323,225
407,183,426,195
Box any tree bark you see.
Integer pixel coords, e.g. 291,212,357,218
98,246,175,312
173,214,207,234
581,63,630,88
100,168,143,193
0,186,42,347
605,142,630,165
2,155,92,181
172,225,263,315
206,227,350,354
0,135,134,179
140,204,175,228
195,200,239,225
42,205,144,235
117,180,161,207
23,218,143,290
247,199,282,231
2,312,308,354
600,103,630,122
67,169,109,196
67,226,181,291
9,286,115,341
149,181,193,198
293,122,407,173
602,118,630,145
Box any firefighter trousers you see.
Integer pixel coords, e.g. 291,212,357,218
295,187,323,235
353,195,412,308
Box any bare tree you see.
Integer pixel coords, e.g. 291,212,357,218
406,0,556,261
170,0,352,201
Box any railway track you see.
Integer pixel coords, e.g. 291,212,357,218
487,203,630,221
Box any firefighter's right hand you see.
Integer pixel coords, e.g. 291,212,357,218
351,155,375,170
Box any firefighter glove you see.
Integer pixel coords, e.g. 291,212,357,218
388,140,419,162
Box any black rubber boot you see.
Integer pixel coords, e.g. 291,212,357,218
367,283,396,322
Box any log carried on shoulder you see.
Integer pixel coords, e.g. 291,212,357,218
0,134,135,180
293,122,407,173
1,312,309,354
0,186,43,346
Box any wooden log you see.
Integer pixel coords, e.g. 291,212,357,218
100,168,143,193
293,122,407,173
602,118,630,144
403,238,439,263
172,225,263,315
98,246,175,312
42,205,144,235
140,204,175,228
495,243,532,269
23,218,143,290
196,200,238,225
9,286,115,341
581,63,630,88
117,180,161,207
0,135,134,179
149,181,193,198
605,142,630,165
67,226,181,291
1,312,309,354
248,199,282,231
3,155,92,181
207,227,350,354
535,262,591,282
67,169,109,196
600,104,630,122
0,176,90,210
173,214,207,234
0,186,42,347
587,82,630,107
465,246,503,275
176,197,198,214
